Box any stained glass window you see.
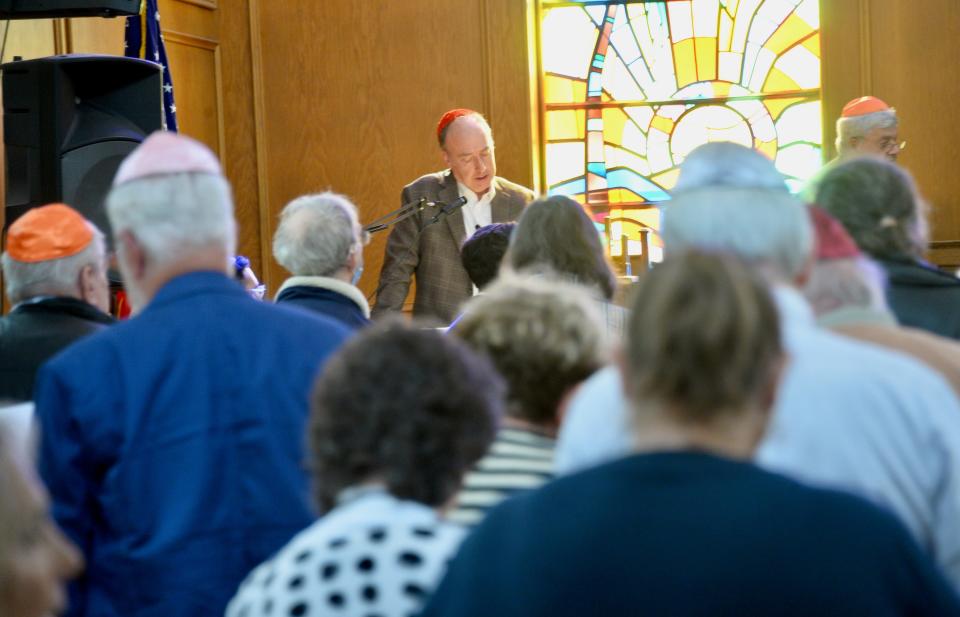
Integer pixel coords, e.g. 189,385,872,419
538,0,822,263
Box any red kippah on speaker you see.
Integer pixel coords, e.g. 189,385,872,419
437,108,477,142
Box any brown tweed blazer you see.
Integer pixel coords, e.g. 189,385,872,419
372,170,534,323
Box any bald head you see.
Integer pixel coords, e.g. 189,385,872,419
441,114,497,197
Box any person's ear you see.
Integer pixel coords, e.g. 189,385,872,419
441,146,453,170
78,263,99,301
118,230,148,280
346,244,360,272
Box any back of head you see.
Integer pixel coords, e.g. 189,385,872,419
626,250,782,423
508,195,616,299
815,156,926,261
273,192,360,277
451,274,606,426
673,142,790,194
106,132,236,264
664,142,812,282
0,422,82,616
309,320,504,512
1,204,107,306
803,206,888,316
804,257,888,317
460,223,514,290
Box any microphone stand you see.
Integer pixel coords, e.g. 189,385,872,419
363,196,467,235
363,196,469,305
363,197,429,234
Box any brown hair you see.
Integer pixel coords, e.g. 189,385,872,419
625,250,782,423
309,320,504,512
508,195,617,300
815,156,928,261
452,274,606,426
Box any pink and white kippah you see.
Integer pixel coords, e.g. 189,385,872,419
113,131,222,186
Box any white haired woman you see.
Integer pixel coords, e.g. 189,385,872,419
0,423,83,616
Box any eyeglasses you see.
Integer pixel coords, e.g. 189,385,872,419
879,138,907,153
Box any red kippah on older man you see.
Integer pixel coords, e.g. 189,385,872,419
836,95,903,162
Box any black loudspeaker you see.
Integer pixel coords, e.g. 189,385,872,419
3,54,163,243
0,0,138,19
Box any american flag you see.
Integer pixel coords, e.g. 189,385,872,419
124,0,178,132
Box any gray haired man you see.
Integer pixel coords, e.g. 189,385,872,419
0,203,112,401
802,95,902,202
273,191,370,331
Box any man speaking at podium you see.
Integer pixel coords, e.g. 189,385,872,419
372,109,535,323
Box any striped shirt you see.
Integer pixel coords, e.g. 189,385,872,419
448,427,555,527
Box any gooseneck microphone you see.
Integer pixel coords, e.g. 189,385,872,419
428,196,468,224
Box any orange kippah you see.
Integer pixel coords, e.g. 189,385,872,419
810,206,860,260
841,96,891,117
5,203,93,263
437,108,477,142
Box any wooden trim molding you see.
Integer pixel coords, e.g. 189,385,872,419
857,0,872,94
162,30,225,159
479,0,494,117
162,30,218,51
927,240,960,269
53,19,70,55
174,0,217,9
248,0,274,292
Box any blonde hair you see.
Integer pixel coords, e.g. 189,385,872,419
452,274,606,425
625,250,782,423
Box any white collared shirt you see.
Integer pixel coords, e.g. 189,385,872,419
457,181,495,239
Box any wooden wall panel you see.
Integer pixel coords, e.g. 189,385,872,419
821,0,960,266
485,0,539,193
219,0,263,279
0,0,264,274
251,0,537,301
163,31,223,157
0,19,58,62
65,16,124,55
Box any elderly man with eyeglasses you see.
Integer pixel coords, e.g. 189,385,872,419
835,96,905,162
802,96,905,203
272,191,372,331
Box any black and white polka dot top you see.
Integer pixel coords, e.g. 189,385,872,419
225,488,466,617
